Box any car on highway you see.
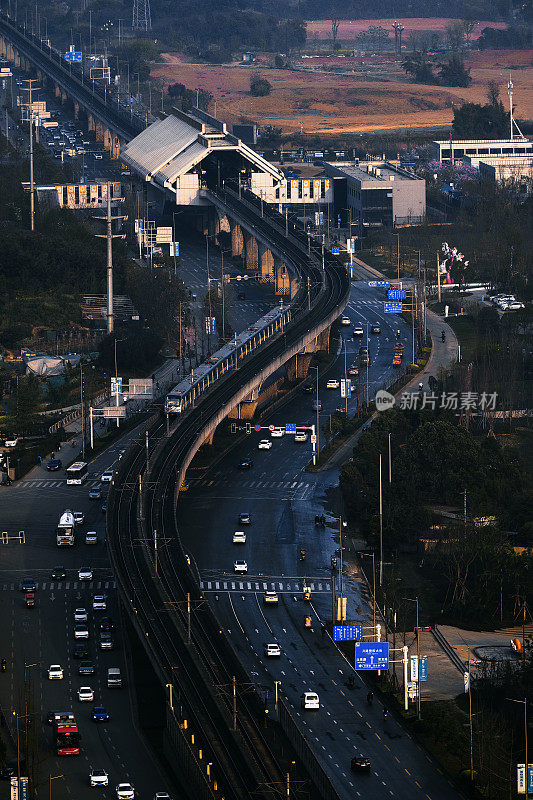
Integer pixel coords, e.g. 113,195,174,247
101,469,113,483
78,660,95,675
233,531,246,544
77,686,94,702
258,439,272,450
294,432,308,443
25,592,35,608
73,643,89,659
92,595,106,611
4,437,20,447
238,512,251,525
51,567,66,580
326,379,340,389
92,705,110,722
94,153,103,160
153,794,171,800
99,617,114,631
74,607,88,622
371,324,381,334
263,591,278,604
73,511,85,525
350,754,371,773
270,428,284,437
78,567,93,581
85,531,98,545
99,632,113,650
116,782,135,799
233,560,248,574
340,316,351,325
46,458,62,471
237,459,253,470
20,578,36,592
48,665,64,680
312,400,322,411
74,624,89,640
348,364,359,377
89,487,102,500
90,769,109,787
264,643,281,657
302,385,313,393
301,691,319,710
352,324,364,336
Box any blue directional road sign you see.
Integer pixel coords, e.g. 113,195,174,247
20,778,29,800
333,624,362,642
64,51,82,63
332,246,340,255
388,289,407,300
355,642,390,670
529,764,533,795
285,423,297,434
340,379,351,399
419,656,428,681
368,280,390,288
384,301,403,313
169,242,179,257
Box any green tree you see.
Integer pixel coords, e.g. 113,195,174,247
250,74,272,97
438,56,472,87
12,375,40,436
452,100,508,138
402,52,436,83
98,328,162,375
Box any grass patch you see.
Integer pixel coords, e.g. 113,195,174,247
446,315,477,362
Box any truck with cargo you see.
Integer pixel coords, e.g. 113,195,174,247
56,510,76,546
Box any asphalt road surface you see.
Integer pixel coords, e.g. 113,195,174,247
177,280,462,800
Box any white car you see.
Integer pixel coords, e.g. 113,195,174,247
263,591,279,604
92,595,107,611
340,316,351,325
312,400,322,412
490,294,514,304
234,560,248,574
73,511,85,525
264,643,281,657
301,691,320,710
270,428,284,438
74,608,88,622
258,439,272,450
153,794,171,800
501,300,524,311
352,324,364,336
233,531,246,544
100,469,113,483
94,153,103,160
294,432,308,443
74,624,89,640
90,769,109,787
85,531,98,545
77,686,94,702
78,567,93,581
326,379,340,389
116,784,135,800
48,665,64,680
4,437,19,447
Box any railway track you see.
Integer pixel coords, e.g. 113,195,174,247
108,193,350,798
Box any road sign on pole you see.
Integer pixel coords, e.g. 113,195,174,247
384,301,403,313
285,423,297,434
355,642,389,670
419,656,428,681
102,407,127,418
19,778,28,800
254,424,261,432
368,280,390,288
516,765,533,794
388,289,407,300
333,624,362,641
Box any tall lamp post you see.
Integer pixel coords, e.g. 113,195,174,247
403,596,421,719
49,774,64,800
311,365,320,461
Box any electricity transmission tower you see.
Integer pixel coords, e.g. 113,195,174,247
132,0,151,31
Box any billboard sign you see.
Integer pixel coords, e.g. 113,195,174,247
355,642,389,670
384,302,403,313
102,407,127,418
333,624,362,642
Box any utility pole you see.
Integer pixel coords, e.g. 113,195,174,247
388,433,392,483
437,251,442,304
379,453,383,586
80,363,85,460
21,79,39,231
94,183,126,334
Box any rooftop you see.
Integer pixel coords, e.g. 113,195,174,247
325,161,423,184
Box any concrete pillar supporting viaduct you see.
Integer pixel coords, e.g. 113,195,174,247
259,243,274,284
231,222,244,257
244,233,258,270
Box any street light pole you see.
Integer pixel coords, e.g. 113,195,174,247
49,774,64,800
379,453,383,586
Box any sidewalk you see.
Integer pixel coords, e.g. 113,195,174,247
320,259,458,470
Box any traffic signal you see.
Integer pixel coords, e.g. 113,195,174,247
245,423,251,435
230,423,236,434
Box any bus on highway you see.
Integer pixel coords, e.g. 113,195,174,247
52,713,80,756
66,462,88,485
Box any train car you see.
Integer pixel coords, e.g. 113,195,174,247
165,305,291,415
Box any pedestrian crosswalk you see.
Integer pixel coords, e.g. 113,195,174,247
11,477,102,490
194,478,313,493
1,580,116,591
200,578,331,593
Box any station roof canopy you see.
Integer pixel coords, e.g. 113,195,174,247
122,108,283,188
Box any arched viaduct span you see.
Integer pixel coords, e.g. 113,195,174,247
0,12,142,156
108,189,350,799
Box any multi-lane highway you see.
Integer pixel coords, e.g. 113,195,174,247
175,279,462,800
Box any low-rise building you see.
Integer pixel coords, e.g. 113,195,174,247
432,137,533,164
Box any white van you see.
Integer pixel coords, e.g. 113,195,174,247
107,667,122,688
301,691,319,710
